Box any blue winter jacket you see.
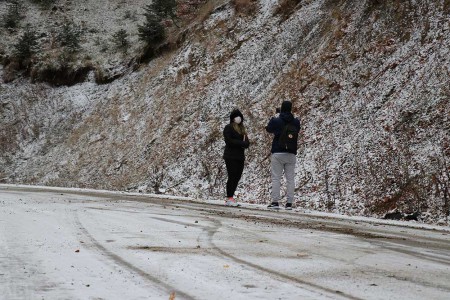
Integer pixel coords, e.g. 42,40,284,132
265,112,301,154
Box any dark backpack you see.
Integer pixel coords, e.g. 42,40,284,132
278,121,299,152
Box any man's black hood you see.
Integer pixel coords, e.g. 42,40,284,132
280,112,294,123
229,109,244,123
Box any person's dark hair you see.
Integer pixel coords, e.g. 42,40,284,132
281,100,292,113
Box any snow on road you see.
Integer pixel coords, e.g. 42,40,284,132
1,185,449,300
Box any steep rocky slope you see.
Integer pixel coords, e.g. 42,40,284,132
1,0,449,224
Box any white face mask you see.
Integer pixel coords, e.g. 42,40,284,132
233,116,242,124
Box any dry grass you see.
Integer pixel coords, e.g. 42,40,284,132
231,0,258,16
268,59,317,109
196,0,219,23
445,0,450,12
2,60,20,83
273,0,301,21
68,112,103,146
0,124,18,153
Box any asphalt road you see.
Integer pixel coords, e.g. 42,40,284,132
1,185,449,299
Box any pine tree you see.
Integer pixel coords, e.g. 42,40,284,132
112,29,129,53
14,24,39,61
57,21,82,52
150,0,179,27
138,7,165,46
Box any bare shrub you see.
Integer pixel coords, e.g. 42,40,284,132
31,55,93,86
431,146,450,221
3,1,24,29
273,0,301,21
2,58,20,83
29,47,95,86
196,124,225,196
231,0,258,16
363,134,429,218
201,157,225,195
445,0,450,13
30,0,55,10
186,0,214,23
0,124,18,154
148,165,166,193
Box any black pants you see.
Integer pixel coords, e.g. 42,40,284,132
225,159,245,198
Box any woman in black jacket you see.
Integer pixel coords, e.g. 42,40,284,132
223,109,250,206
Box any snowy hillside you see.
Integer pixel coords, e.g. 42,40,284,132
0,0,449,224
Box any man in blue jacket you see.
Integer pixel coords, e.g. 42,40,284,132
265,100,301,210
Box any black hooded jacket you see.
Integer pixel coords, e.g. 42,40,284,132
223,109,250,160
266,110,300,154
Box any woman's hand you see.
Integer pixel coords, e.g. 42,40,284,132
242,135,249,148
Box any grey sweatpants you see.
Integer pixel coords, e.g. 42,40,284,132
271,153,296,204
